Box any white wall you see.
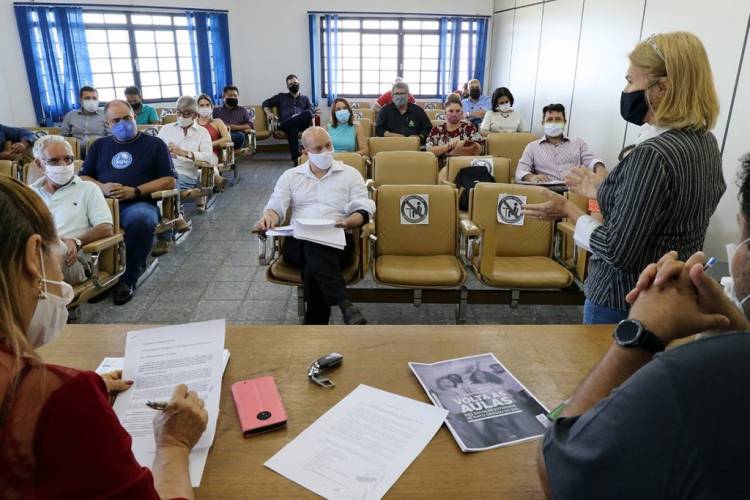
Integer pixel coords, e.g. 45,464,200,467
490,0,750,258
0,0,494,125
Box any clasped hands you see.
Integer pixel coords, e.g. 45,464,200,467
626,251,747,344
101,182,136,200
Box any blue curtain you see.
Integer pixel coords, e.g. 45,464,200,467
436,16,489,100
473,18,489,85
324,14,339,106
186,11,232,103
15,5,93,125
308,15,321,106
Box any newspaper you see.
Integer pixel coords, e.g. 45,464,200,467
409,353,550,452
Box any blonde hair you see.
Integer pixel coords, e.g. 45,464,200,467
629,31,719,131
0,176,58,366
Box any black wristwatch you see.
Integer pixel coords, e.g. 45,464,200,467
613,319,665,354
134,186,142,199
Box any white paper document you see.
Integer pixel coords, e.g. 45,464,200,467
265,384,448,499
112,320,226,487
293,218,346,250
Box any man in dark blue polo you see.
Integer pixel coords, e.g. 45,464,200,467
80,100,176,305
0,123,36,164
262,74,318,165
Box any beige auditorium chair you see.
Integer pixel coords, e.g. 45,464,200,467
369,151,438,192
250,105,271,142
419,102,443,110
465,182,573,306
440,156,511,216
137,124,162,136
352,108,375,122
425,109,445,121
370,184,468,323
486,132,539,181
367,136,420,157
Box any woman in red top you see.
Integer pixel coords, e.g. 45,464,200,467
0,175,207,499
196,94,232,191
426,94,483,166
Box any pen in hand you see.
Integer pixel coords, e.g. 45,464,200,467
146,400,168,411
703,257,717,271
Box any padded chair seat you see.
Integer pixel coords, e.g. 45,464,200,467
375,255,465,287
268,256,358,285
481,256,572,288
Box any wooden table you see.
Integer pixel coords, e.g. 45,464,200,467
43,324,613,499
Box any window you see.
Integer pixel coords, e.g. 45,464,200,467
321,17,480,98
83,11,197,102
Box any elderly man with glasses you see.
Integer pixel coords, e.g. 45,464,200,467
374,81,432,145
28,135,114,285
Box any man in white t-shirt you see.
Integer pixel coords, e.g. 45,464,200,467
29,135,113,284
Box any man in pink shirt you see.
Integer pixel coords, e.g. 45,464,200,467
516,103,606,183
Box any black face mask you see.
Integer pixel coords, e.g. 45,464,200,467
225,97,238,107
620,89,649,125
469,88,481,99
288,83,300,94
129,101,142,111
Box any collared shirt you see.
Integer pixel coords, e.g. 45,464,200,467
0,124,35,145
374,103,433,143
264,160,375,223
29,175,113,238
80,133,176,209
157,121,215,181
212,105,253,127
261,93,313,123
462,95,492,113
134,104,160,125
515,136,604,182
61,108,108,145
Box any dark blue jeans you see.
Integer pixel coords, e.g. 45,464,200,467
230,131,245,150
583,299,628,325
120,201,159,286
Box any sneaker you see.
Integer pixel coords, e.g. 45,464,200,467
174,216,191,234
340,300,367,325
151,239,171,257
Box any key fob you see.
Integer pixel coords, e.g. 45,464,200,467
317,352,343,369
308,352,343,388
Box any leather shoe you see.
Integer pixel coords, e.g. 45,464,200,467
113,282,135,306
340,300,367,325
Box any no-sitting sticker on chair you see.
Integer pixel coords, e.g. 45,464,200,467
497,194,526,226
400,194,429,224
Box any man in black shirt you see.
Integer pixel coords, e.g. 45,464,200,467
374,82,432,144
263,74,317,165
538,152,750,499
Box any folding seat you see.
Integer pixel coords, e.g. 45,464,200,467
298,152,367,179
419,102,443,110
425,109,444,121
369,151,438,191
355,117,373,149
137,124,162,136
269,106,314,141
486,133,539,181
370,184,467,322
250,105,271,142
367,136,420,157
257,217,373,322
464,182,573,304
349,101,371,110
0,160,18,180
352,108,375,122
440,156,511,215
26,128,81,160
161,114,177,124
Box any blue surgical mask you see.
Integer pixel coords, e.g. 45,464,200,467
335,109,351,122
111,119,137,142
393,95,408,107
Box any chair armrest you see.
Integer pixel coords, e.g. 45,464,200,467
151,189,180,199
459,219,481,237
557,220,575,237
81,233,124,253
365,179,375,189
441,179,456,188
359,222,375,240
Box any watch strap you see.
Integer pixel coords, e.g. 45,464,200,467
638,327,666,354
134,186,142,199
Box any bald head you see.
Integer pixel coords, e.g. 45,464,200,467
300,126,332,154
104,100,135,127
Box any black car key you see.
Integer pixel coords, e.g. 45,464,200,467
308,352,343,388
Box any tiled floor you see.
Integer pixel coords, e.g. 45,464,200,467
80,152,584,325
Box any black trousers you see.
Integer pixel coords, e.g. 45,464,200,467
283,235,355,325
280,110,314,162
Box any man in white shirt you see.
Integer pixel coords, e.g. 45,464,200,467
254,126,375,325
29,135,113,285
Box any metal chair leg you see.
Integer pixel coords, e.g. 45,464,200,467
456,286,468,325
297,287,305,324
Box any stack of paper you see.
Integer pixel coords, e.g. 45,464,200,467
265,384,448,498
108,319,227,487
266,218,346,250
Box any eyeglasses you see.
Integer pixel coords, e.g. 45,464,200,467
43,155,75,166
177,111,195,118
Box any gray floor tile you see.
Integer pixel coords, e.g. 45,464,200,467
204,281,251,301
247,281,295,301
213,265,258,282
191,300,246,321
243,299,289,323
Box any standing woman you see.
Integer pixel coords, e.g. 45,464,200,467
0,176,207,498
328,97,368,156
480,87,526,135
525,32,725,324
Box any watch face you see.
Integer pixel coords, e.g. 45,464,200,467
617,320,641,344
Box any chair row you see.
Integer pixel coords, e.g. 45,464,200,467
258,182,589,324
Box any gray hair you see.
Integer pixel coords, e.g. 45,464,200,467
392,81,409,94
176,95,198,113
32,135,73,160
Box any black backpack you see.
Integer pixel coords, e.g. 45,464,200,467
455,165,495,210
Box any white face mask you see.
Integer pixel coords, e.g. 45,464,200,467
82,99,99,113
498,103,512,112
198,107,213,118
178,116,194,128
45,162,75,186
544,122,564,137
27,252,74,348
725,239,750,315
308,149,334,170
